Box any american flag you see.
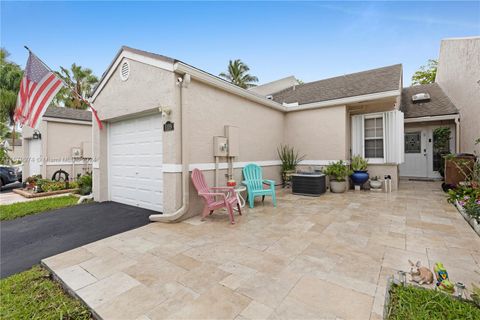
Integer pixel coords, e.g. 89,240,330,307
15,52,64,129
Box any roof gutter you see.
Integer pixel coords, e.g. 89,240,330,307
174,62,286,112
403,113,459,123
149,73,191,223
285,89,401,112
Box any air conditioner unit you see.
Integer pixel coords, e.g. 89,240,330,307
72,147,82,158
411,93,431,103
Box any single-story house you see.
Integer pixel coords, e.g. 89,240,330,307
90,46,405,221
435,36,480,155
22,106,93,180
5,138,23,163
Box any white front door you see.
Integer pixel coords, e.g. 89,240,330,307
108,113,163,212
28,139,42,177
400,128,428,177
400,125,456,178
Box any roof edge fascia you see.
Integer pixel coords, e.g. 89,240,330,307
285,89,401,112
43,117,92,125
404,114,459,123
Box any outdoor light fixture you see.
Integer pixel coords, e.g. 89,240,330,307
32,130,41,140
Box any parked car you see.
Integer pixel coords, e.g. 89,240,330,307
0,165,19,188
13,164,22,182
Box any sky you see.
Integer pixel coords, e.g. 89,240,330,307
1,1,479,86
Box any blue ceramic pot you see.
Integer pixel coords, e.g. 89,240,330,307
351,170,369,186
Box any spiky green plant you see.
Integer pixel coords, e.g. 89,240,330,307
277,144,305,174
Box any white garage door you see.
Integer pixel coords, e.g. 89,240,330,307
109,113,163,212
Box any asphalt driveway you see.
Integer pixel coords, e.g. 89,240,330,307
1,201,155,278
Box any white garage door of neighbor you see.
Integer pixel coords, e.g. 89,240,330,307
109,113,163,212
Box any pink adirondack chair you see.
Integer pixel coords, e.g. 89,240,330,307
191,168,241,224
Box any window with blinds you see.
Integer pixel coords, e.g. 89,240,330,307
364,116,384,158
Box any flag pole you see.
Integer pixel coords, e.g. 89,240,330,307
22,46,103,129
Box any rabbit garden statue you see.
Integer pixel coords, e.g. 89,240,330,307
408,260,434,285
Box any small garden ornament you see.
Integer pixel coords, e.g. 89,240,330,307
434,262,455,293
408,260,434,285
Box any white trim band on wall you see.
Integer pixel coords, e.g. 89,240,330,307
162,160,347,173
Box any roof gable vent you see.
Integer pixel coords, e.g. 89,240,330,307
120,60,130,81
412,93,430,103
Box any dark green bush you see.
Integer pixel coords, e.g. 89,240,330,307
78,174,92,195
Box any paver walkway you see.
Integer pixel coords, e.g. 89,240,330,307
42,181,480,320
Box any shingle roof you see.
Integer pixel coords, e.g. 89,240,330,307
272,64,402,105
43,106,92,122
400,83,458,118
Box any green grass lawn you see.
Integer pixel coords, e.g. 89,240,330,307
0,195,80,221
386,284,480,320
0,265,91,320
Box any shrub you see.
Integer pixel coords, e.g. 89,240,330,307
35,179,79,193
69,181,79,189
41,181,67,192
450,185,480,223
447,185,479,204
324,160,352,182
78,174,92,195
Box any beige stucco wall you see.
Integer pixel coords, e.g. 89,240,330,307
285,105,348,160
436,37,480,154
22,119,92,180
185,79,285,164
367,164,399,191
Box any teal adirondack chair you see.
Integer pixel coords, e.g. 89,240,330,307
242,163,276,208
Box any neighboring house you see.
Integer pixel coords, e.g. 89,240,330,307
22,106,92,180
6,138,23,163
435,36,480,154
90,46,404,220
399,83,459,179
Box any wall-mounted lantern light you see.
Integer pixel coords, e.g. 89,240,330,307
32,130,42,140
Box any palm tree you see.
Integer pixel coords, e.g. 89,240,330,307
0,48,23,125
219,59,259,89
55,63,98,109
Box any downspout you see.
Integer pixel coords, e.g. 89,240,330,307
455,116,460,153
149,73,191,222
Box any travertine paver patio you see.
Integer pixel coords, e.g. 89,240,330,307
42,181,480,320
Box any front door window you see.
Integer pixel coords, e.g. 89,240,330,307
405,132,421,154
432,127,451,174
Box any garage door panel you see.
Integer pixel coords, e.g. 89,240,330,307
109,113,163,212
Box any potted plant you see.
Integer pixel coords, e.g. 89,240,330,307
370,176,382,190
350,155,369,187
324,160,352,193
277,144,305,187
